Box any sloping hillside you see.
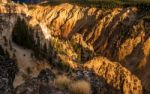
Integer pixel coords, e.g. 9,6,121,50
27,3,150,92
0,2,150,94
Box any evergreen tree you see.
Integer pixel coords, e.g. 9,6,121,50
12,17,34,49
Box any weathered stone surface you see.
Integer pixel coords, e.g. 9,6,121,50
0,55,18,94
84,57,143,94
15,69,66,94
0,2,150,94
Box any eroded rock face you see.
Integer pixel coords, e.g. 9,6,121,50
0,2,150,94
84,57,142,94
27,4,150,92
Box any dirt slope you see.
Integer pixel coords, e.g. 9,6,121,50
0,3,150,94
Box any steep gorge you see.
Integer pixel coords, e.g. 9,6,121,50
27,3,150,92
0,2,150,94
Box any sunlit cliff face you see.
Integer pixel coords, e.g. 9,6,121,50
0,0,11,3
0,2,150,94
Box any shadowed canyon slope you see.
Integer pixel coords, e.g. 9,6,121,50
0,2,150,94
28,3,150,92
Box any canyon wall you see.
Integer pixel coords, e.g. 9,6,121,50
0,3,149,94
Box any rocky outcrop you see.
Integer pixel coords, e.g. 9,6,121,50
27,4,150,92
84,57,142,94
0,2,150,94
0,55,18,94
15,69,66,94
